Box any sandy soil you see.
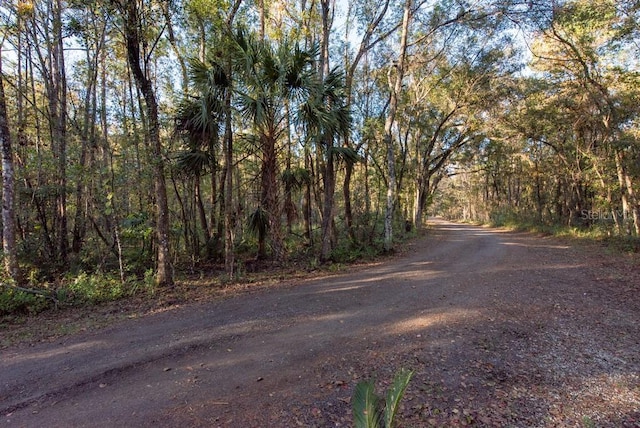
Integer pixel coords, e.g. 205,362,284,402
1,219,639,427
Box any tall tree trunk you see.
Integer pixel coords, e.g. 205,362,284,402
616,150,640,235
258,0,266,40
58,1,69,265
413,180,426,229
0,48,19,282
319,0,335,262
343,160,355,241
121,0,173,286
40,0,70,266
223,9,237,276
383,0,411,252
224,95,234,275
341,1,392,242
304,150,313,243
261,132,283,260
194,175,211,254
73,40,101,254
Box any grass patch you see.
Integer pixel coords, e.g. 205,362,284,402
486,216,640,253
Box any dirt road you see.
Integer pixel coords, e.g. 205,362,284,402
2,220,639,427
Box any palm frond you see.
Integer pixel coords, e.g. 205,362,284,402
188,57,229,92
237,131,261,149
333,103,353,140
262,47,281,85
248,207,269,240
384,369,413,428
323,67,347,101
332,146,361,165
281,167,311,190
174,149,211,176
175,97,221,148
282,42,314,94
352,380,382,428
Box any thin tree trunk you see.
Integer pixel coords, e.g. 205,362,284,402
304,150,312,243
224,99,234,275
194,175,211,253
121,0,172,286
161,1,188,92
36,0,70,266
170,173,190,256
217,163,227,254
73,40,100,254
224,5,239,277
383,0,411,252
320,148,335,260
414,185,425,229
0,48,19,282
616,150,640,235
341,1,392,242
319,0,335,262
261,132,283,260
344,160,355,241
258,0,266,40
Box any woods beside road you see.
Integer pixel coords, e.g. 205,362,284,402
2,0,640,293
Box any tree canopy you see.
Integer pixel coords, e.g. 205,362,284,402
0,0,638,305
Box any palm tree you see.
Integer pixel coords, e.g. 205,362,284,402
299,68,352,261
175,57,230,258
232,29,316,260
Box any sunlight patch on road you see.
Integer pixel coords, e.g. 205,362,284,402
4,341,107,365
313,266,446,291
483,262,586,275
312,284,368,294
389,309,482,335
407,261,435,267
308,312,354,322
502,241,570,249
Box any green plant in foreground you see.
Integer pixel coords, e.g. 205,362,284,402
352,368,413,428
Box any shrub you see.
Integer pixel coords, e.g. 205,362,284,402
0,287,49,315
67,272,125,304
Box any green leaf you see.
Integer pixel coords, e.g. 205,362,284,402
332,146,361,165
175,149,211,176
248,207,270,240
384,369,413,428
353,380,382,428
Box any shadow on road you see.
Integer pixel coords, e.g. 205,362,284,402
2,220,639,427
